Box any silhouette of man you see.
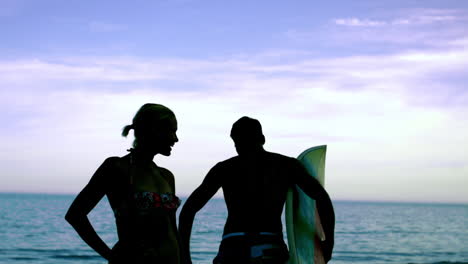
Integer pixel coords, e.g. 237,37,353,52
179,116,335,264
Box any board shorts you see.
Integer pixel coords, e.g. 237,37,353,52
213,232,289,264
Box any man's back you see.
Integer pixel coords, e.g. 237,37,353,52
215,151,303,234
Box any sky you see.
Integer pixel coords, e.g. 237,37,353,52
1,0,467,203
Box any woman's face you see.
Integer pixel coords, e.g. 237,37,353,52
142,115,179,156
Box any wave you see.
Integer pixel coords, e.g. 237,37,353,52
9,257,38,260
408,262,468,264
49,254,102,260
0,248,102,261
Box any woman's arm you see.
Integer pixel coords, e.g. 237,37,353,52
65,158,116,261
161,168,182,258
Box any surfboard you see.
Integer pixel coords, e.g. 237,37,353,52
286,145,327,264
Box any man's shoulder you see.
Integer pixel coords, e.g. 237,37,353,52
216,156,240,167
214,152,299,168
265,151,297,163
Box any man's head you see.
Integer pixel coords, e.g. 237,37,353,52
230,116,265,155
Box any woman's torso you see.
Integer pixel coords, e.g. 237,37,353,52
105,155,180,263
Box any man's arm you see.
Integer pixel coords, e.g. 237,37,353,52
179,164,222,264
293,160,335,263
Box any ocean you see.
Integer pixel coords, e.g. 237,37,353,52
0,193,466,264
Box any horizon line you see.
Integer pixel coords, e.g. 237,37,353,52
1,191,466,206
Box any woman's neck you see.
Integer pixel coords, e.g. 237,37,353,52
130,147,156,164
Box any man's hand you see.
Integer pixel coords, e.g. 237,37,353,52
322,238,334,263
180,253,193,264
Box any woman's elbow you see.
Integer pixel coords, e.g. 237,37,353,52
64,210,75,224
64,208,85,225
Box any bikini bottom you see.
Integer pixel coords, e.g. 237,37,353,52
108,240,178,264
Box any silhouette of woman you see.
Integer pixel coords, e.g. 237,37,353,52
65,103,180,264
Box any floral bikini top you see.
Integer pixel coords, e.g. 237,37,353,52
134,191,181,211
114,152,181,217
113,191,181,218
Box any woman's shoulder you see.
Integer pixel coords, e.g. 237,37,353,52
95,155,131,179
156,166,176,190
92,155,131,193
157,166,175,180
103,156,121,164
105,153,133,166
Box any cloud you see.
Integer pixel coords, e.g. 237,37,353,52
1,35,467,201
333,8,465,27
400,8,463,24
334,18,386,27
286,8,468,49
2,43,467,95
333,15,457,27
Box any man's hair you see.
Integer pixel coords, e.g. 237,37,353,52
230,116,264,141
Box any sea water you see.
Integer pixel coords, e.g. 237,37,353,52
0,193,467,264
